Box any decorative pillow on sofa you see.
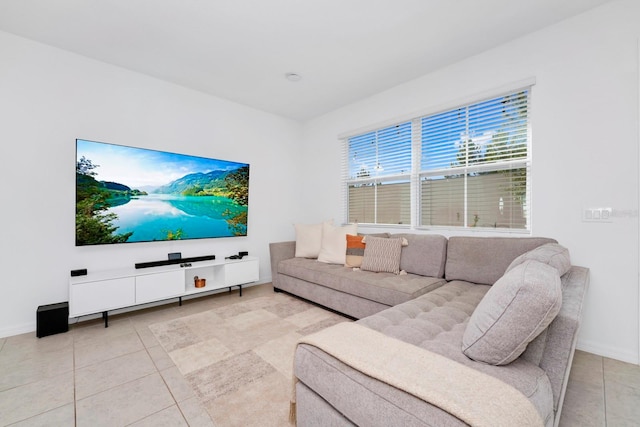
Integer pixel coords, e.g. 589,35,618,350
506,243,571,276
318,222,358,264
344,233,392,268
462,260,562,365
360,236,406,274
294,220,333,258
345,234,366,268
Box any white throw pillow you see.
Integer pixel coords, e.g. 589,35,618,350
294,220,333,258
318,222,358,264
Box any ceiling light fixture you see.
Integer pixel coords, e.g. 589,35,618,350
285,72,302,82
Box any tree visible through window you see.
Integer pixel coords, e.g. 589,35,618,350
344,89,531,230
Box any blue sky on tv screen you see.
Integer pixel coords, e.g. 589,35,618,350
76,139,246,189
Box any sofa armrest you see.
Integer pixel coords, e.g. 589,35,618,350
539,265,589,426
269,241,296,289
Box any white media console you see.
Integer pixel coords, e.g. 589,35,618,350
69,256,259,327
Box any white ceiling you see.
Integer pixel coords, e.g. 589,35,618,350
0,0,613,121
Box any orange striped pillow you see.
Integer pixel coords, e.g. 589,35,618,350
345,234,366,268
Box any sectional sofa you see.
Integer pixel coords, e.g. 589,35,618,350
269,233,589,427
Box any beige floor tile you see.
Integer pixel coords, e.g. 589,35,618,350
71,314,135,345
160,365,196,402
604,356,640,389
0,346,73,392
558,379,605,427
74,331,145,368
129,404,188,426
7,402,75,427
605,380,640,425
243,282,274,296
128,305,181,329
75,349,157,400
147,344,176,371
0,331,74,366
178,396,215,427
567,350,603,388
135,324,160,348
0,371,74,425
179,290,240,312
75,373,174,427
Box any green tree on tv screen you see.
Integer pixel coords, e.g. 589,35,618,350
76,156,133,245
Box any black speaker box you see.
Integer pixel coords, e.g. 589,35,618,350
70,268,87,277
37,302,69,338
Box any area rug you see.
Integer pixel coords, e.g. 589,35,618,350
149,289,350,426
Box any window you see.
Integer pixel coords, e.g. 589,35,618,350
343,88,531,231
345,122,412,225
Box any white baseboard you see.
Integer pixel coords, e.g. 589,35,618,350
577,339,639,365
0,321,36,339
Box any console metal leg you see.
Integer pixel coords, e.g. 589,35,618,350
102,311,109,328
228,285,243,296
179,296,182,306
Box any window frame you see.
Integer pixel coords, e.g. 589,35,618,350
341,82,533,234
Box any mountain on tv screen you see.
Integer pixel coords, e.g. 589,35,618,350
76,139,249,246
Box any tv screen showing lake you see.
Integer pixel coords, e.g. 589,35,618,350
76,139,249,246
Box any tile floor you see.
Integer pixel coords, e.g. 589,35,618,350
0,283,638,426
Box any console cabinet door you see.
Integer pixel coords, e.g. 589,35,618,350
69,277,135,317
225,258,259,286
135,270,184,304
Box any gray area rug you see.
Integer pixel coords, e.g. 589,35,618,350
149,289,349,426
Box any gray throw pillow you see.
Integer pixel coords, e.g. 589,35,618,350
462,260,562,365
360,236,403,274
506,243,571,276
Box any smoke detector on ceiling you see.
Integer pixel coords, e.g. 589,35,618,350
285,72,302,82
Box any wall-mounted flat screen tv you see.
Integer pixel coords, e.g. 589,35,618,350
76,139,249,246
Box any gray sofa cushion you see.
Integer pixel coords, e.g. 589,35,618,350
462,260,563,365
445,236,557,285
278,258,445,307
395,233,447,278
507,243,572,276
353,281,554,424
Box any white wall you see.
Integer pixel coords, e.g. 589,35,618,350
0,31,303,337
301,0,640,363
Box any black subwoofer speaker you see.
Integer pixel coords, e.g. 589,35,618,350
37,302,69,338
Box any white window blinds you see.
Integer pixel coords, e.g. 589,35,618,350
420,90,530,229
342,88,531,231
346,122,412,225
